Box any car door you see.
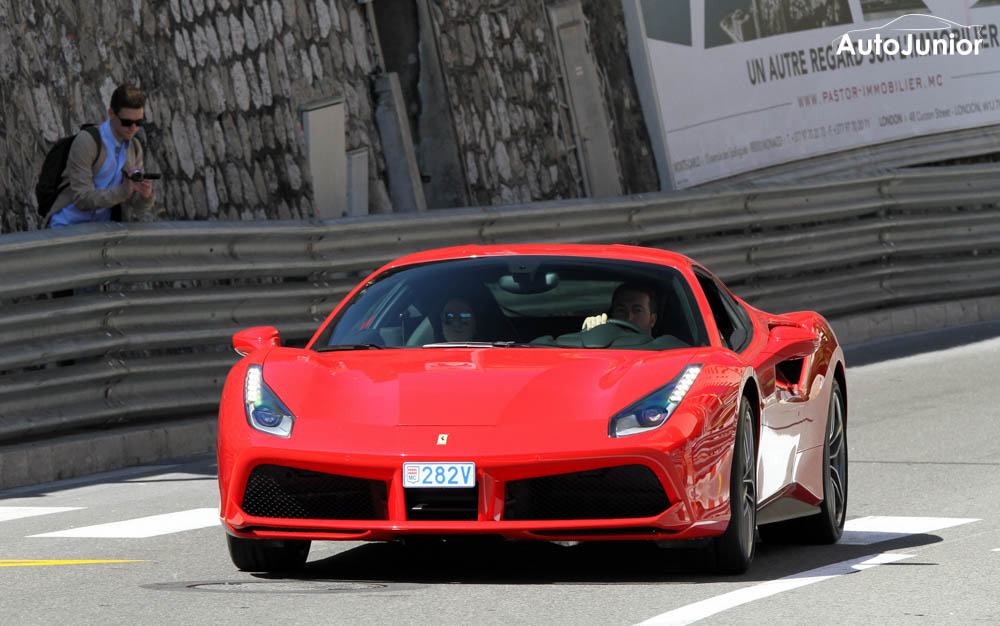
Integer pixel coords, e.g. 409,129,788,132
692,270,819,506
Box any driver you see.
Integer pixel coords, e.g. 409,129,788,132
582,283,658,335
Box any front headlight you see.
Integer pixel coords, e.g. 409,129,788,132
609,365,702,438
244,364,295,437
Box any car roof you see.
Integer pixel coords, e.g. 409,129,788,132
383,244,696,271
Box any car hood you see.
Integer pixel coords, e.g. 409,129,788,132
261,347,697,429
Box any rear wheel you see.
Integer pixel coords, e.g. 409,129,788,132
226,534,311,572
709,395,757,574
802,379,848,542
759,379,848,544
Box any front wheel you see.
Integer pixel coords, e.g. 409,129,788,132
709,395,757,574
226,533,311,572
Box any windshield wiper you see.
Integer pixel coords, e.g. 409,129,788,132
314,343,386,352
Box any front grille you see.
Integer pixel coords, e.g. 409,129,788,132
503,464,670,521
405,487,479,521
242,465,388,520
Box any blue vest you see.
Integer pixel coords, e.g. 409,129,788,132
50,120,130,228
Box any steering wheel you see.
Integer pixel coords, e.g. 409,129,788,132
606,318,642,333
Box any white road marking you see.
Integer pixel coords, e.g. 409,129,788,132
0,507,82,522
637,516,981,625
840,516,980,545
29,508,219,538
992,548,1000,552
636,553,914,626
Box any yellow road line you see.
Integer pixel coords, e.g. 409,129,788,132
0,559,145,568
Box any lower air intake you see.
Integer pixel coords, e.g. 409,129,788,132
503,464,670,521
242,464,387,520
405,487,479,521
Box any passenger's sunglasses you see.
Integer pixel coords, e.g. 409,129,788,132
117,116,145,128
443,312,473,325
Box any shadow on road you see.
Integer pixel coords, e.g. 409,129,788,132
255,531,946,587
845,321,1000,367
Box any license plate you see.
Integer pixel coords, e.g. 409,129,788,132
403,462,475,488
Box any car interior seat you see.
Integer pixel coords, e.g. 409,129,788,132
653,280,698,346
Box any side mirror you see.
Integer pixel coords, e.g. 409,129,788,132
233,326,281,356
765,325,818,363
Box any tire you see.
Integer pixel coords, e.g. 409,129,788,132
759,379,848,544
709,395,757,575
226,533,311,572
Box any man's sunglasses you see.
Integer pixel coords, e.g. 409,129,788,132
443,311,473,325
118,116,145,128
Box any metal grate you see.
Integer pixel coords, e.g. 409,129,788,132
241,464,387,520
503,464,670,521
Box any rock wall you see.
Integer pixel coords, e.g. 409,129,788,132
0,0,392,233
579,0,659,195
427,0,584,206
0,0,659,234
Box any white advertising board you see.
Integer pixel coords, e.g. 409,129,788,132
626,1,1000,188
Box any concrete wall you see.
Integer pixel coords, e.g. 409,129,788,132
0,0,660,234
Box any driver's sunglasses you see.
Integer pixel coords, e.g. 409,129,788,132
443,311,473,325
118,116,145,128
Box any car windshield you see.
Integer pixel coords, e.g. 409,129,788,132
311,256,710,351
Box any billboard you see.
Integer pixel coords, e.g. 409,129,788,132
625,1,1000,188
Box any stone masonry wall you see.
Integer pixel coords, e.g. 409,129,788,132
427,0,584,206
0,0,659,234
0,0,391,232
0,0,393,233
579,0,659,195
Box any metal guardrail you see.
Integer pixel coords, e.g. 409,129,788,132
1,163,999,444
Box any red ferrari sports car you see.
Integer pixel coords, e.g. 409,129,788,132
217,244,847,574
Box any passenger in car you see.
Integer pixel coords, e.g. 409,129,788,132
440,297,479,342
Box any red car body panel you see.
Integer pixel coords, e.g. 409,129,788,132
217,244,845,543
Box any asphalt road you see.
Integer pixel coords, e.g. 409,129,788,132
2,325,999,625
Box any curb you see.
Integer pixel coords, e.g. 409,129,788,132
829,294,1000,346
0,416,216,492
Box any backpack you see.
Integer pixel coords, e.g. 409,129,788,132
35,124,102,218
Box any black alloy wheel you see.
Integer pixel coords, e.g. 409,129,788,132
812,378,848,542
709,395,757,574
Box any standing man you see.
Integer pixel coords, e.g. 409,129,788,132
47,83,155,227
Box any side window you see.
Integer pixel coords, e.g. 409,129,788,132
659,275,710,347
695,272,752,352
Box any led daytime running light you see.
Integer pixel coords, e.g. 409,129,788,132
668,366,701,403
245,366,263,404
609,364,703,437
